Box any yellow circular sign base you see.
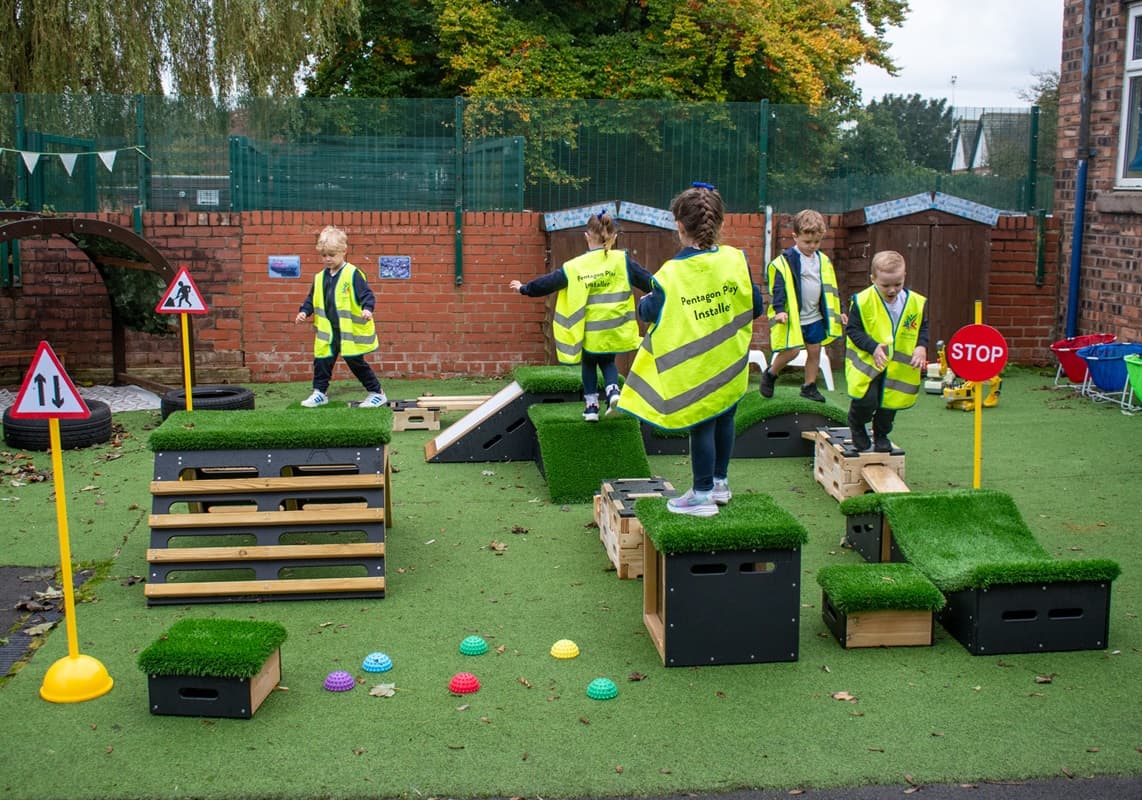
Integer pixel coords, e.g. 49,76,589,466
39,654,114,703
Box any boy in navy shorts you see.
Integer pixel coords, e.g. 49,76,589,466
760,209,846,402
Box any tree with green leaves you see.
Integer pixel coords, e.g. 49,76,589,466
0,0,361,98
306,0,909,106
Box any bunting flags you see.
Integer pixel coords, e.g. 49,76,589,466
1,145,145,175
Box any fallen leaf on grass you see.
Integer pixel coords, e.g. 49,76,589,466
352,747,366,756
517,677,532,688
24,621,57,636
1034,674,1056,684
628,671,646,681
831,691,857,702
614,765,623,774
486,540,508,554
368,683,396,698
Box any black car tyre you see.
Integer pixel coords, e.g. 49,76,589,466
160,385,256,420
3,399,114,451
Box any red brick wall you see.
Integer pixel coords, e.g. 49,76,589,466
1056,0,1142,343
0,209,1059,386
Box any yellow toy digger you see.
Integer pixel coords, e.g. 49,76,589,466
930,340,1002,411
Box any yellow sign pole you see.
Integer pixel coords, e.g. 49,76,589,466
39,420,114,703
972,301,983,489
180,313,194,411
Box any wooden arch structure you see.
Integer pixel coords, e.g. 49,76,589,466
0,212,192,391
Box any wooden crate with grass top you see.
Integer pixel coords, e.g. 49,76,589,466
138,618,287,718
811,426,906,502
594,478,677,579
875,490,1121,655
817,563,944,648
145,406,391,605
635,494,808,666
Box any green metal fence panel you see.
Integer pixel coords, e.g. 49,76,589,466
0,94,1054,216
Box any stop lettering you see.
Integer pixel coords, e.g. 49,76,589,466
946,324,1009,382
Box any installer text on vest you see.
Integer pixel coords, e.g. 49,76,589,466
681,283,737,320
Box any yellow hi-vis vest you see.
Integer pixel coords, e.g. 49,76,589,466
844,287,926,409
312,263,378,358
766,251,843,350
618,246,755,430
552,249,639,363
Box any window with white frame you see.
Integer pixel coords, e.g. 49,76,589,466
1118,3,1142,187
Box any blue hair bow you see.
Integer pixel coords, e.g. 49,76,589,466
691,181,716,190
596,208,607,219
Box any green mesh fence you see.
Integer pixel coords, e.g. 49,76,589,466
0,94,1053,216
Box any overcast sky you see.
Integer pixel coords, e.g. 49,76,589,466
850,0,1065,110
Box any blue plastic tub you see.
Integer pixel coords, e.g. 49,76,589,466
1076,343,1142,392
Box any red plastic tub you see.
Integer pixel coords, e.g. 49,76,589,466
1050,333,1117,383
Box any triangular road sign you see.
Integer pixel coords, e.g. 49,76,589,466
156,266,209,314
10,341,91,419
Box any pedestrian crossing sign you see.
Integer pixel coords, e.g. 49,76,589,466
10,341,90,419
156,267,208,314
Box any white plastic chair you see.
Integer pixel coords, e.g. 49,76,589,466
748,349,835,392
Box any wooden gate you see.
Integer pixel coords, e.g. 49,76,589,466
842,210,991,347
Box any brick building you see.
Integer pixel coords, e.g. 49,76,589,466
1055,0,1142,342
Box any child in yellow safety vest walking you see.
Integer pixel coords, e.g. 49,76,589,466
760,209,846,402
844,250,929,452
617,183,764,516
509,211,653,421
294,225,386,408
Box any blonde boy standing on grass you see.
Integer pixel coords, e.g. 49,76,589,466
760,209,846,402
294,225,387,408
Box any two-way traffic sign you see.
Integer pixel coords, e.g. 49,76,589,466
9,341,90,419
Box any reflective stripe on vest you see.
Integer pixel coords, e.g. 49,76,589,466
312,263,378,358
843,287,926,409
766,252,843,351
618,246,755,429
552,249,639,364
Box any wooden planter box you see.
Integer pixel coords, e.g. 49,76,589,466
147,648,281,719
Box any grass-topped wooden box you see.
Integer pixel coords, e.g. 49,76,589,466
872,490,1121,655
635,494,809,667
817,563,944,648
529,402,650,504
137,618,287,718
145,406,391,605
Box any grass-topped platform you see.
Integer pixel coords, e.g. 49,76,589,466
512,364,584,393
528,401,650,503
839,489,1121,654
137,618,287,718
817,563,945,648
150,406,391,452
634,494,809,666
641,390,848,457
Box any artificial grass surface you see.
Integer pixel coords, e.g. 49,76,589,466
150,405,391,450
816,563,945,614
869,489,1122,592
513,364,584,393
529,401,650,503
636,493,808,553
0,369,1139,800
137,619,288,678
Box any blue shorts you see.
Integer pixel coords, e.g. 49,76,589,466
801,320,827,345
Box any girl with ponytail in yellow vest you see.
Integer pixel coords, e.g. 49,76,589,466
843,250,929,453
510,211,653,421
294,226,385,408
617,183,764,517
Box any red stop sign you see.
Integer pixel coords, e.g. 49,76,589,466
946,324,1008,382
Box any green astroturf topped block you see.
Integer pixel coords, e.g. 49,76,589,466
816,563,945,614
513,365,585,394
137,618,288,679
149,406,391,451
528,402,649,504
877,490,1122,592
734,390,848,432
635,493,808,554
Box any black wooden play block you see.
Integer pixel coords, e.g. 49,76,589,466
938,581,1113,655
843,510,903,563
733,411,836,458
147,648,281,719
644,541,801,666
